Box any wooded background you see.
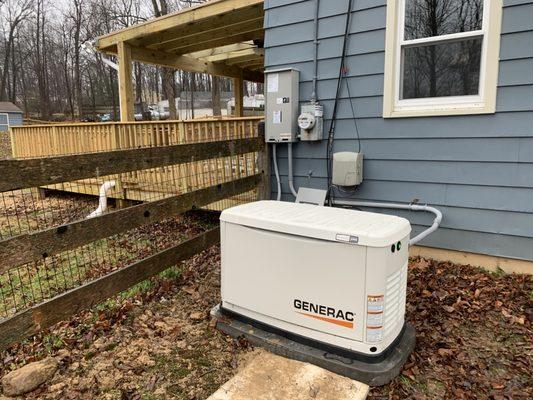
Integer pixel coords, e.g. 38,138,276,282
0,0,260,121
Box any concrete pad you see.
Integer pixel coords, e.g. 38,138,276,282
208,351,369,400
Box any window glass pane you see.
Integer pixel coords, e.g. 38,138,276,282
405,0,484,40
401,38,482,99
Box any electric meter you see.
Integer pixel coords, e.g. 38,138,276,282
298,112,316,131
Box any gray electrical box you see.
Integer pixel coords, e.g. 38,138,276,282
332,152,364,186
298,103,324,141
265,68,299,142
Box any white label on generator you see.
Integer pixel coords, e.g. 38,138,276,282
367,295,384,313
268,73,279,93
366,328,383,343
366,313,383,326
273,110,282,124
335,234,359,244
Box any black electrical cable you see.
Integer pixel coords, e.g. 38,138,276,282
345,75,362,153
326,0,354,203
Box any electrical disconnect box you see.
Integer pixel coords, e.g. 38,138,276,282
298,103,323,141
332,152,364,186
265,69,299,142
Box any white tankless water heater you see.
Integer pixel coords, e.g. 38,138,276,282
219,200,411,357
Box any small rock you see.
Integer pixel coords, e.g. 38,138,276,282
1,357,58,397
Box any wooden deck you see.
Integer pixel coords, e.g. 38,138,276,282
10,117,264,210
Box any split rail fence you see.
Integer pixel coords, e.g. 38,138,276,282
0,118,268,352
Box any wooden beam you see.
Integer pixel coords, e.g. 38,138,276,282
135,7,263,49
226,56,263,67
234,72,244,117
203,48,264,63
188,42,255,59
0,228,220,352
0,137,263,192
0,175,260,272
128,46,264,83
152,18,263,53
117,42,134,122
96,0,264,50
164,29,264,55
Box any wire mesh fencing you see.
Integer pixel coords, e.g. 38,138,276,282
0,117,265,325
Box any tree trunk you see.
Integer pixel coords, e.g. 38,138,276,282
0,30,14,101
163,68,177,119
211,76,221,116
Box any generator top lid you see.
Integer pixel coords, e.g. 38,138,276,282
220,200,411,247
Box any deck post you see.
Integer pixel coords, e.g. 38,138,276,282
117,41,135,122
234,72,244,117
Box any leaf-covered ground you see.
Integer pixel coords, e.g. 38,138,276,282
0,132,12,160
0,223,531,399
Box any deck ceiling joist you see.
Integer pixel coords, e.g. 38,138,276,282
95,0,265,82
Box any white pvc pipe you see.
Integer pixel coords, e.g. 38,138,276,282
332,199,443,246
87,180,116,218
287,142,298,198
272,144,282,201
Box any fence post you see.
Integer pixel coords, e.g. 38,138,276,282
256,121,270,201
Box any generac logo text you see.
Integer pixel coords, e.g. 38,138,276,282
293,299,355,329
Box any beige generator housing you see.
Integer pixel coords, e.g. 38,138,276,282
219,201,411,357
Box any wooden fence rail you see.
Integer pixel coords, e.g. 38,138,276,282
0,227,220,352
1,136,262,192
0,124,269,351
10,117,264,207
0,174,261,273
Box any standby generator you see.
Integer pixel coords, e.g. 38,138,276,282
213,201,416,385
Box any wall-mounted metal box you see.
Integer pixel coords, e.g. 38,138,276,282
265,68,299,143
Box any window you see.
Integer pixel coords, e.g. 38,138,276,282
383,0,502,118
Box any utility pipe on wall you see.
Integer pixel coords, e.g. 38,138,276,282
332,199,443,246
272,144,282,201
87,180,116,219
287,143,298,198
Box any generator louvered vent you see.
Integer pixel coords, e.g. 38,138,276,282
384,262,408,337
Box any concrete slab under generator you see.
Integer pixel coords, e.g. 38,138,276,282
207,350,369,400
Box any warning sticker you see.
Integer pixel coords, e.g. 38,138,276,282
267,73,279,93
367,295,384,313
273,110,282,124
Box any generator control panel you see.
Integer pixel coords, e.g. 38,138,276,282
265,68,299,142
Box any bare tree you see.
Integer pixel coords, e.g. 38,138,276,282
0,0,32,100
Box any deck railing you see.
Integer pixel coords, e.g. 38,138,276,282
10,117,264,209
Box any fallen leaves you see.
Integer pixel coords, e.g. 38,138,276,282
371,257,532,400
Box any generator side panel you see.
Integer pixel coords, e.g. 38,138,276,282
221,222,367,344
364,235,409,354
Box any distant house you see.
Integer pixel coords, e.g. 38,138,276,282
0,102,23,132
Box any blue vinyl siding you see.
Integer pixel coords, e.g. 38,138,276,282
264,0,533,260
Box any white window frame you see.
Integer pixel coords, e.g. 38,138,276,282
0,112,9,131
383,0,503,118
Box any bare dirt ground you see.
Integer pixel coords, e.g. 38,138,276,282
0,231,531,399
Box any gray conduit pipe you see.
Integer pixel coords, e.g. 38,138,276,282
332,199,443,246
272,144,282,201
287,142,298,198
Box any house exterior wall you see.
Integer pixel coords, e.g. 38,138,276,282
0,112,23,132
264,0,533,261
